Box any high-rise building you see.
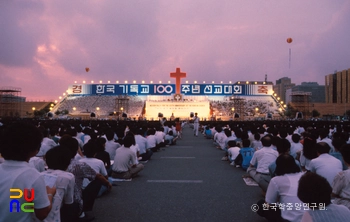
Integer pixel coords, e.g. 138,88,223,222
273,77,295,102
325,69,350,103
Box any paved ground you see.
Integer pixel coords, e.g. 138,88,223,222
94,126,266,222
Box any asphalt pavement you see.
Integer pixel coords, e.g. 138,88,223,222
94,126,266,222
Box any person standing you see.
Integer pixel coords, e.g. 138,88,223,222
193,113,200,137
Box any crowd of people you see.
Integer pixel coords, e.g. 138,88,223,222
0,118,183,222
201,120,350,221
3,117,350,221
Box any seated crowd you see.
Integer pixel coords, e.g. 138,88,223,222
0,119,181,222
201,121,350,222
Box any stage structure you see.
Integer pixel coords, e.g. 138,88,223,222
115,95,129,117
290,91,311,119
229,96,246,120
62,68,275,120
0,87,23,117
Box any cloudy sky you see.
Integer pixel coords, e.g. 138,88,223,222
1,0,350,101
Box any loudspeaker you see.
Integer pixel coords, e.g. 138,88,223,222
90,112,96,118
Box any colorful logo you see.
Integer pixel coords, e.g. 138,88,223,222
9,188,35,213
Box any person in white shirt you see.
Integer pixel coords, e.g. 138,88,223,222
146,128,158,152
213,126,227,150
247,135,278,193
134,129,153,162
0,122,56,222
290,134,303,159
29,156,46,172
257,154,305,222
37,146,75,222
317,128,335,152
37,129,57,157
112,136,144,179
309,142,342,185
104,129,121,160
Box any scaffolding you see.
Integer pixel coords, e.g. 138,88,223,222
290,91,311,118
230,96,245,120
0,87,23,117
115,95,129,117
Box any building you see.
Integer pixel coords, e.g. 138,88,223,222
325,69,350,104
273,77,295,103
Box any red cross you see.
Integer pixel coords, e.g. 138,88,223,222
170,68,186,94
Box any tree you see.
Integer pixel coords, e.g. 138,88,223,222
311,109,320,118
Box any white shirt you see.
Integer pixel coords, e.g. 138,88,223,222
146,135,157,148
228,147,240,161
105,140,121,160
29,156,46,172
290,142,303,159
155,131,165,144
250,147,278,174
135,135,147,154
0,160,50,222
79,158,108,188
130,144,140,164
113,146,137,172
266,172,305,222
37,137,57,157
214,132,227,150
35,169,75,222
309,153,342,185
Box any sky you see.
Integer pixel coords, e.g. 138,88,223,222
1,0,350,101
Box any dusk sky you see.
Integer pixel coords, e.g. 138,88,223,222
1,0,350,101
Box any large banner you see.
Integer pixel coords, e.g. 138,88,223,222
68,84,273,96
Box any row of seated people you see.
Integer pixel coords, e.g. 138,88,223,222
0,120,181,222
201,123,350,222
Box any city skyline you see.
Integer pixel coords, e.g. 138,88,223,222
1,0,350,101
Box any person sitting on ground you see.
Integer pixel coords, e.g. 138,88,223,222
299,134,318,171
61,136,108,220
239,139,255,170
332,144,350,210
309,142,342,186
146,128,158,152
165,130,178,145
228,140,245,167
104,129,121,160
38,146,76,222
290,133,303,159
250,133,262,150
29,155,46,172
125,132,141,164
94,137,111,174
0,122,56,222
213,126,227,150
298,172,350,221
269,139,301,178
317,128,335,152
134,128,153,162
331,138,348,170
37,128,57,157
247,135,278,194
112,136,145,179
257,154,305,222
79,141,112,198
204,126,213,139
